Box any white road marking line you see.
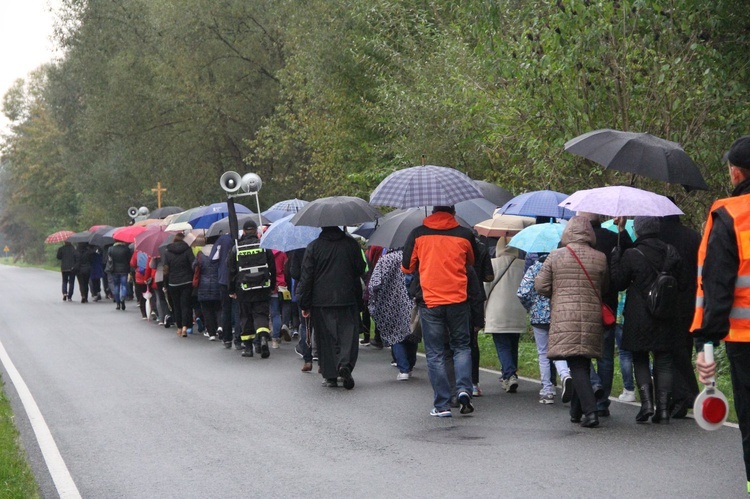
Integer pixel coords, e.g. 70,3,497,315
0,339,82,498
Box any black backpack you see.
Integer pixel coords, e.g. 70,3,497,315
634,247,679,319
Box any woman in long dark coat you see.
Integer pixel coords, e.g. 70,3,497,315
610,216,683,424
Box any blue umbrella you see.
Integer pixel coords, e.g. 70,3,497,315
188,202,252,229
260,214,322,251
601,218,636,240
508,223,566,253
496,190,572,220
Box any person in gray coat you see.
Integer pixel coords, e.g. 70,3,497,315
535,216,609,428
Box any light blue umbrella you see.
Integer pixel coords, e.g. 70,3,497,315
262,209,294,222
601,218,636,240
508,223,566,253
260,214,321,251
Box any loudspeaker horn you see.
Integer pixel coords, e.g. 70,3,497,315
220,171,242,193
138,206,150,216
240,173,262,193
127,206,139,218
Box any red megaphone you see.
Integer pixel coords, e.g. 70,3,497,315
694,342,729,430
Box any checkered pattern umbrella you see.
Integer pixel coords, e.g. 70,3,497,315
370,165,483,208
45,230,75,244
267,199,308,212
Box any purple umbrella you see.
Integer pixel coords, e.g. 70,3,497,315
559,186,683,217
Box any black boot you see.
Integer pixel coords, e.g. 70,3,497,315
635,384,654,423
652,391,671,424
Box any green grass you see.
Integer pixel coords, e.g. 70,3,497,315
0,376,40,498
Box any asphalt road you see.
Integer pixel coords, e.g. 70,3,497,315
0,264,746,498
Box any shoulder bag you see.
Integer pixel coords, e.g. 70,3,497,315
566,246,615,328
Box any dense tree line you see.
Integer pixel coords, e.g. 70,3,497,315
1,0,747,261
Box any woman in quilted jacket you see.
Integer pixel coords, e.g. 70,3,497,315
535,216,608,428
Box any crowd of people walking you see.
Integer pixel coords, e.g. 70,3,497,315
54,135,750,494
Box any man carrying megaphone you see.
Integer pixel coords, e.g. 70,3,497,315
691,135,750,496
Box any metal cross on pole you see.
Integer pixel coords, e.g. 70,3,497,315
151,181,167,208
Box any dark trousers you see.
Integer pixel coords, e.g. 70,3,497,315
312,305,360,380
633,350,674,395
470,327,480,385
61,271,76,298
134,282,148,318
199,300,221,336
90,276,101,296
238,295,270,342
567,356,597,417
77,269,91,301
672,332,699,406
726,342,750,481
168,283,193,329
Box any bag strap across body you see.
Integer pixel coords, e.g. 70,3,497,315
566,246,602,301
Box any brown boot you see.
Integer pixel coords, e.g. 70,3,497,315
301,362,313,372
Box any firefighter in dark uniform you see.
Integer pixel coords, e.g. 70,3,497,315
693,135,750,495
228,219,276,358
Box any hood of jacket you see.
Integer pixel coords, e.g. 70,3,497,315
166,240,190,254
423,211,460,231
319,226,347,241
561,216,596,247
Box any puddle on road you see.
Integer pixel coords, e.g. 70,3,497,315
406,425,576,446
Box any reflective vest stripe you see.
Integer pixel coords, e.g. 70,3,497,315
692,195,750,343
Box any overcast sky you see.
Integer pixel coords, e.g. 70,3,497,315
0,0,62,131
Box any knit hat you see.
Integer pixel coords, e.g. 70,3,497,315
633,216,660,237
243,219,258,231
728,135,750,170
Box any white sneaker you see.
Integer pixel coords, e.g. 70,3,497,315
396,372,410,381
208,336,217,341
618,389,636,402
271,339,280,349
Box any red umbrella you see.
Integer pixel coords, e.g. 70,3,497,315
112,225,147,243
45,230,75,244
89,224,110,232
134,226,177,257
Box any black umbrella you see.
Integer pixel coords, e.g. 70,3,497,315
473,180,514,207
291,196,381,228
564,129,708,191
449,197,498,227
89,226,116,248
367,208,471,249
150,206,184,219
67,231,93,244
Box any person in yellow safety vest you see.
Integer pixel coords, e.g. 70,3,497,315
692,135,750,496
228,219,276,359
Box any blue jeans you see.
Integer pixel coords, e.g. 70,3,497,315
270,295,292,339
111,273,128,304
419,302,472,411
492,333,520,380
532,325,570,395
590,326,615,410
392,340,417,374
615,324,634,391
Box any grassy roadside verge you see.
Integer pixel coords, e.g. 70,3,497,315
0,376,40,498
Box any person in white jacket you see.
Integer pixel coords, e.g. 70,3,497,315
484,237,528,393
